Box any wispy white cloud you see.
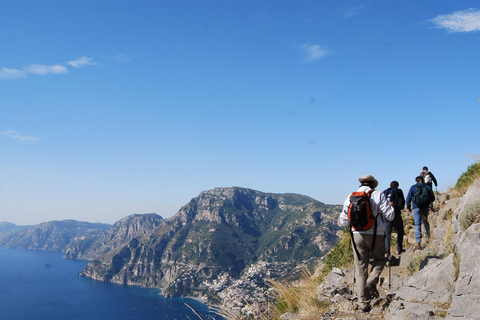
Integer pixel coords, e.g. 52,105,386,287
338,5,365,19
1,130,40,142
301,44,332,63
112,54,131,63
0,68,27,79
24,64,68,75
430,8,480,33
68,56,97,68
0,56,96,80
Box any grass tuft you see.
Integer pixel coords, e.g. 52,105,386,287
459,199,480,230
406,248,439,275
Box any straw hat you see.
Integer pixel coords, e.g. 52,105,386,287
358,175,378,188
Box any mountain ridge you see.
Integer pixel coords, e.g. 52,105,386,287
0,186,342,305
79,187,342,300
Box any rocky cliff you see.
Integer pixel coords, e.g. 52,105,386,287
64,213,164,260
79,187,342,300
385,179,480,319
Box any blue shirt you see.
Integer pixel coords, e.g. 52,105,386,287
406,183,434,210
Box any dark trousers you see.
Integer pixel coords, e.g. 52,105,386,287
384,209,404,253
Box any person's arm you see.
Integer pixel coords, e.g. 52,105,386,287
378,191,395,221
430,172,438,187
405,186,414,211
427,185,436,203
339,196,351,227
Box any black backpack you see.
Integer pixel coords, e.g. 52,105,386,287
392,189,405,210
414,184,430,207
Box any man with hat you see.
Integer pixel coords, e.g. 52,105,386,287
339,175,395,312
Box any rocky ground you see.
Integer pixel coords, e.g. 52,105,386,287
282,179,480,319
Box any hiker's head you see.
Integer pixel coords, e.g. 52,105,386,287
423,166,428,172
358,175,378,189
390,181,399,188
416,176,424,183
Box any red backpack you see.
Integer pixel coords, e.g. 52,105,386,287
347,189,378,260
347,189,376,231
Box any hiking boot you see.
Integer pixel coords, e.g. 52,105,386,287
355,303,371,313
396,248,405,255
390,256,400,266
370,285,379,299
414,243,422,250
364,283,379,300
360,305,372,313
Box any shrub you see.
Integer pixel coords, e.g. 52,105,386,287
459,199,480,230
406,248,438,275
454,162,480,196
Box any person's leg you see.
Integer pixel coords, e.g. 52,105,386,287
353,233,371,310
395,211,405,252
384,219,392,255
413,208,422,244
420,207,430,240
367,234,388,288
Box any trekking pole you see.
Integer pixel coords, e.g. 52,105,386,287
352,239,356,299
388,256,391,291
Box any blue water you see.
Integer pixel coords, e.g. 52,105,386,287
0,247,223,320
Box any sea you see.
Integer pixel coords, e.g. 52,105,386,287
0,247,224,320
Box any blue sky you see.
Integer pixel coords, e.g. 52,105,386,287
1,1,479,225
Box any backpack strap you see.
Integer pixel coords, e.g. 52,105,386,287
350,228,362,261
370,215,378,259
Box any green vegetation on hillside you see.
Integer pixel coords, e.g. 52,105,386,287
453,162,480,196
316,228,353,283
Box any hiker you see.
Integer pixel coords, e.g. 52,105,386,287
339,175,395,312
406,176,435,249
420,166,438,189
383,181,406,255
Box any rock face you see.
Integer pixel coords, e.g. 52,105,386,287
447,179,480,320
386,255,456,319
0,220,111,252
383,180,480,319
64,213,164,260
80,187,342,300
447,224,480,319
